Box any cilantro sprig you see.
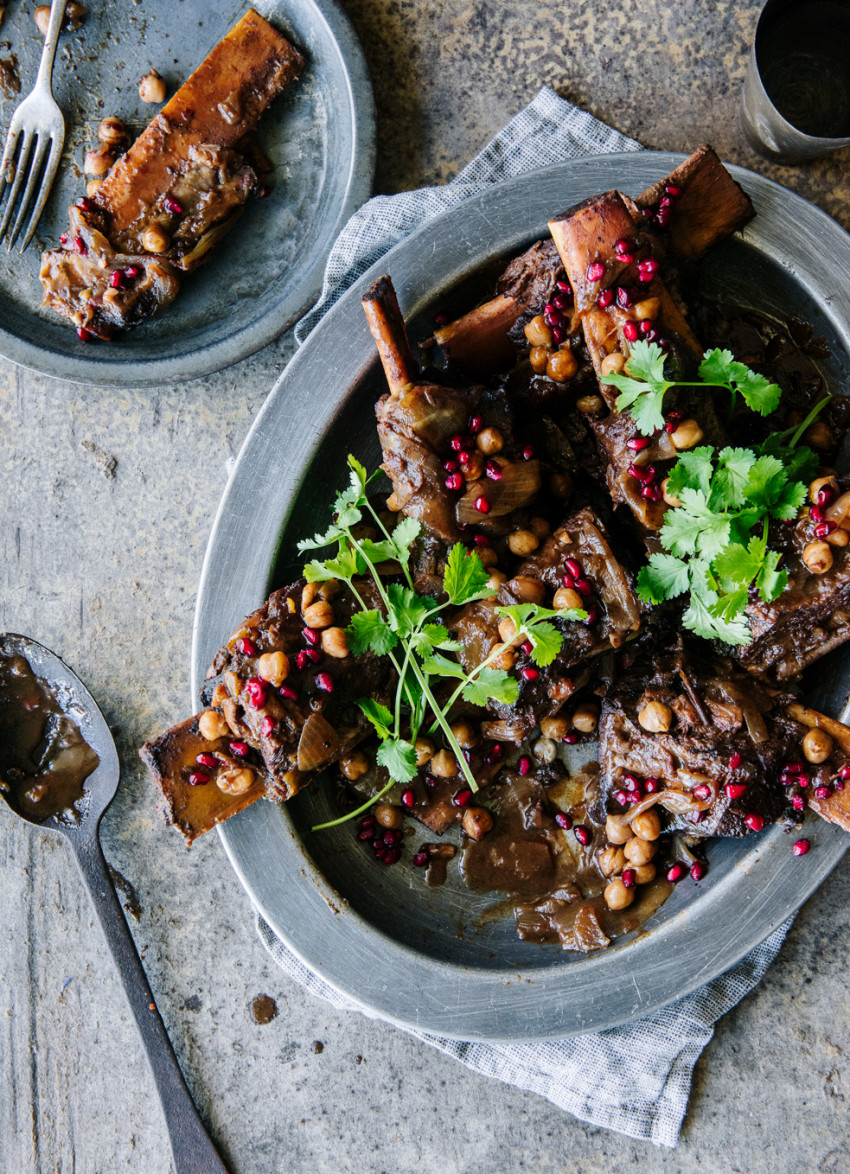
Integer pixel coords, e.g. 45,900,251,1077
298,457,586,827
604,341,782,434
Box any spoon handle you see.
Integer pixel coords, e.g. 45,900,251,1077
70,833,230,1174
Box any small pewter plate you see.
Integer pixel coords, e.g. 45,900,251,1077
0,0,374,387
193,153,850,1041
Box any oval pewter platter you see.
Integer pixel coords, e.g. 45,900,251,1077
192,153,850,1042
0,0,374,387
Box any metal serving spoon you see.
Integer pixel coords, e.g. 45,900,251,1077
0,633,229,1174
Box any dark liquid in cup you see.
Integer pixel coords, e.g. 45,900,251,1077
757,0,850,137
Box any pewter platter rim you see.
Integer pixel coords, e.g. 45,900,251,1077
193,152,850,1041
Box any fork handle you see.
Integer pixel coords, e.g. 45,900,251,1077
36,0,70,91
69,832,231,1174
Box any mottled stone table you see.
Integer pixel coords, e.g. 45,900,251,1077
2,1,849,1171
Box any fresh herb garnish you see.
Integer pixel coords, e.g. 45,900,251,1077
604,341,782,433
298,456,587,827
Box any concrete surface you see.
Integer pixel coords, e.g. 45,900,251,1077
2,1,850,1171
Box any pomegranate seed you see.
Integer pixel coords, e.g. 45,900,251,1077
692,784,712,801
690,860,706,881
574,577,592,597
574,825,590,845
623,322,639,343
485,743,503,764
553,294,571,311
401,789,415,808
614,789,629,807
260,716,275,737
474,496,491,513
518,755,531,776
725,782,748,800
76,326,92,342
627,435,650,451
617,253,635,265
59,233,68,244
236,637,258,655
621,868,636,889
521,667,539,681
597,289,614,309
229,741,249,758
521,640,533,655
639,318,654,335
450,434,465,451
383,847,402,865
616,287,632,309
791,794,806,812
302,627,320,646
73,235,87,254
383,829,401,846
413,850,429,867
445,472,463,490
556,279,571,294
296,649,319,670
110,270,124,289
551,326,566,346
793,838,811,856
468,415,482,434
563,731,579,743
815,784,832,799
555,812,572,830
563,558,582,578
797,775,810,789
659,196,673,210
628,462,653,483
473,533,489,547
188,770,211,786
434,311,450,326
689,810,703,824
164,196,183,215
244,677,268,708
425,775,438,789
457,449,471,466
665,184,682,197
584,607,599,624
637,269,655,284
279,683,298,701
587,261,605,281
841,764,850,779
614,238,633,254
444,458,459,472
123,265,140,279
196,752,218,768
817,484,836,506
453,788,472,807
485,460,502,481
521,445,535,460
644,778,660,794
655,209,670,227
358,827,374,841
562,573,575,589
809,504,824,523
315,672,334,693
641,484,663,501
639,257,659,277
744,812,765,832
815,521,836,538
729,751,742,770
667,863,685,883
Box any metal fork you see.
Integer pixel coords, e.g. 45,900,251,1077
0,0,69,252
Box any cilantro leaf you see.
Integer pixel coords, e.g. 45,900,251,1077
526,621,563,667
735,367,781,416
709,448,755,510
390,516,421,561
682,586,751,646
303,543,363,583
606,341,671,433
386,583,433,637
357,698,394,740
347,610,398,656
421,652,466,680
637,553,690,604
713,541,762,593
666,447,714,499
742,454,787,511
462,667,519,707
698,348,738,386
297,523,345,553
443,543,492,606
622,339,669,386
662,488,731,560
376,737,417,783
408,623,462,657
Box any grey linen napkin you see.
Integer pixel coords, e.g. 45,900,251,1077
257,86,793,1148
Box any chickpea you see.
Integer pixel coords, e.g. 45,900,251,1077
430,749,459,777
84,146,114,177
600,351,626,378
529,517,550,539
604,878,635,911
597,844,627,877
414,737,435,766
633,862,657,885
139,68,167,104
633,296,661,320
464,451,486,480
624,836,657,866
638,700,673,733
375,803,403,829
826,528,850,548
257,650,290,685
576,394,605,415
809,475,838,503
317,579,339,600
198,709,229,741
489,642,516,671
35,2,85,35
670,418,704,451
476,426,504,455
804,420,835,451
211,682,228,708
533,737,557,764
450,720,479,749
508,529,539,557
223,670,242,697
546,348,578,383
462,806,494,840
341,751,370,781
606,815,631,845
549,472,573,499
478,546,499,568
485,570,508,597
802,727,834,764
302,600,334,630
553,586,583,611
630,808,661,841
571,703,599,733
530,346,551,375
98,116,127,147
540,715,570,741
142,224,170,253
802,541,833,575
524,314,553,348
498,616,521,646
506,576,546,604
321,627,349,658
661,476,681,507
86,178,103,198
217,767,255,796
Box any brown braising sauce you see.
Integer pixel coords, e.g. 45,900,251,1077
0,654,99,822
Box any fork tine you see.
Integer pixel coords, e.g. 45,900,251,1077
0,131,35,244
7,133,49,251
18,134,63,254
0,122,22,210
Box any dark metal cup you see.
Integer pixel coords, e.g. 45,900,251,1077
741,0,850,161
